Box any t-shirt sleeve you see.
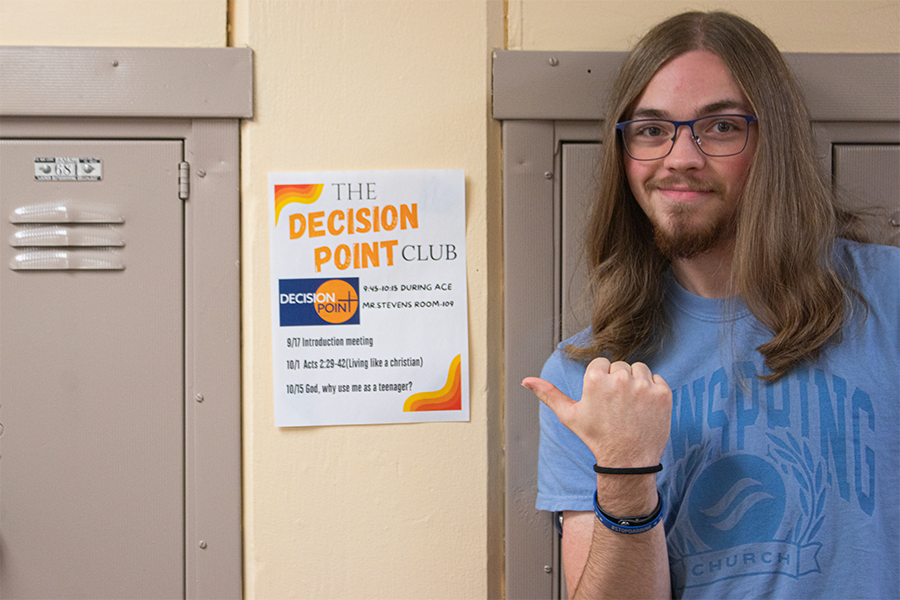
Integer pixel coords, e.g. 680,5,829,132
535,346,597,512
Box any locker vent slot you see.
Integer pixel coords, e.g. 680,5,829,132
10,225,125,248
10,249,124,271
9,200,124,224
9,202,126,270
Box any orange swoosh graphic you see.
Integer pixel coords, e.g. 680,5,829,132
274,184,324,225
403,354,462,412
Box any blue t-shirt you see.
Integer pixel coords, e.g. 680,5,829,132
537,239,900,599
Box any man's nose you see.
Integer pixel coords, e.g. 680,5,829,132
663,125,705,169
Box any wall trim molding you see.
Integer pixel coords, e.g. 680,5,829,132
0,46,252,118
493,51,900,122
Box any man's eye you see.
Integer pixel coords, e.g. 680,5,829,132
637,124,665,137
704,118,745,135
713,122,733,133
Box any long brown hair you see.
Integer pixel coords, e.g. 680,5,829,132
568,11,868,381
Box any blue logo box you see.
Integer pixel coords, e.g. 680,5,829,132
279,278,360,326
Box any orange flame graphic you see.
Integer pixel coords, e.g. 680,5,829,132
403,354,462,412
274,184,324,225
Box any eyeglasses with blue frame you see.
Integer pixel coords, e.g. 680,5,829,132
616,114,758,161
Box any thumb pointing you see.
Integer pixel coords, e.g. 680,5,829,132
522,377,575,419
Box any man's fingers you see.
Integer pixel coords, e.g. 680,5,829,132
631,361,655,381
608,360,632,374
522,377,576,417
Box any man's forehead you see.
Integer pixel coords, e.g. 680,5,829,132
631,100,753,120
630,50,752,118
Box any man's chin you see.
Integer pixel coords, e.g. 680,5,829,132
653,225,726,260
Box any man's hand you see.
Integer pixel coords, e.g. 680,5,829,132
523,358,672,472
526,359,674,597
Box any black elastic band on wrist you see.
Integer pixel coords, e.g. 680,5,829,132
593,463,663,475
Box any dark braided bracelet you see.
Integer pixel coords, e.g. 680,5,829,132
593,463,663,475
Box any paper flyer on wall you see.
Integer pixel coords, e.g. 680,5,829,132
268,169,469,427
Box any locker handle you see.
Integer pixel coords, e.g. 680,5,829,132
10,201,124,224
10,226,125,248
10,250,124,271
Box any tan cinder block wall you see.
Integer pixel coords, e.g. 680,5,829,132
1,0,896,598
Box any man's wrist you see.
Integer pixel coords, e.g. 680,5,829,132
594,473,659,516
594,490,664,534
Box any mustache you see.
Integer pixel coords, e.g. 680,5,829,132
645,176,726,195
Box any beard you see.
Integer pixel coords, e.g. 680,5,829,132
652,203,737,259
643,176,737,260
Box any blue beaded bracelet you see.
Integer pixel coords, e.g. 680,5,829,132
593,490,664,535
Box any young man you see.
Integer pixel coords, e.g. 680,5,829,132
523,11,899,599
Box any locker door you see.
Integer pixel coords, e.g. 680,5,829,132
561,143,602,342
557,142,601,599
833,144,900,247
0,140,185,599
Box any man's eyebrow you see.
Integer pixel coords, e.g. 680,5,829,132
629,100,753,120
630,107,668,119
702,100,753,115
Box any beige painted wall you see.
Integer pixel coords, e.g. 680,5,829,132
0,0,226,47
234,1,505,598
1,0,897,598
509,0,900,51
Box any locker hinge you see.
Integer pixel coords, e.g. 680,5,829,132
178,162,190,200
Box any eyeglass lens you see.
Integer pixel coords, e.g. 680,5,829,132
622,115,753,160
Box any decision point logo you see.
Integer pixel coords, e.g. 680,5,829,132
688,455,786,550
278,277,359,326
314,279,359,324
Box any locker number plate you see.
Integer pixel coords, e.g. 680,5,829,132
34,157,102,181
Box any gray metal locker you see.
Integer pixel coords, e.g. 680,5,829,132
0,139,186,598
0,46,251,600
494,51,899,599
